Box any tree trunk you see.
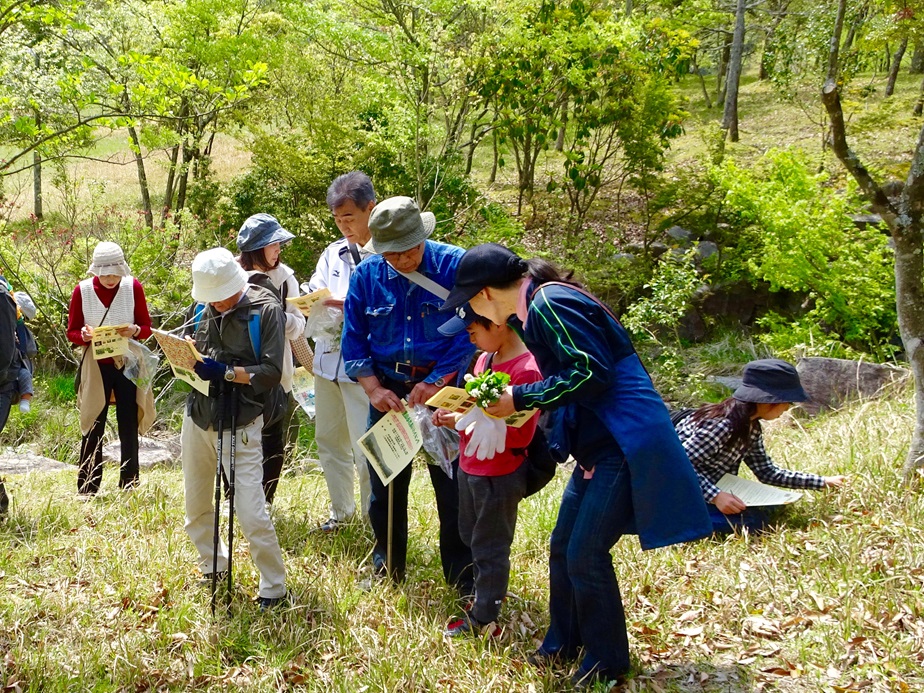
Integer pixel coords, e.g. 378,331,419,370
695,55,713,109
722,0,747,142
32,108,42,219
822,0,924,479
128,125,153,230
175,142,190,214
716,38,731,105
914,76,924,116
556,100,568,152
489,129,498,184
886,37,909,97
625,0,632,18
162,144,180,225
32,152,42,220
759,34,771,81
911,41,924,74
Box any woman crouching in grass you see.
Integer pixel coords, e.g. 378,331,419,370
674,359,846,534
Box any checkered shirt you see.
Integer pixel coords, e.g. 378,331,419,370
675,415,826,502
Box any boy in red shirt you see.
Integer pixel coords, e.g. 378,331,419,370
433,305,541,636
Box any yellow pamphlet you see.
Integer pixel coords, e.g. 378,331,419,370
425,386,538,428
90,324,131,360
286,288,332,317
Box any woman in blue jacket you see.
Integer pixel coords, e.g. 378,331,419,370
442,243,712,689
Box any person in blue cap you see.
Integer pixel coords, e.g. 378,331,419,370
236,213,306,506
440,243,713,690
674,359,846,533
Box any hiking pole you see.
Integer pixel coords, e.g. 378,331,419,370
226,381,238,610
386,482,394,580
210,381,226,618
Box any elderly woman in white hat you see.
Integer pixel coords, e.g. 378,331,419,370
66,241,154,496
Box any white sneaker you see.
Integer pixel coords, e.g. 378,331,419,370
18,399,30,413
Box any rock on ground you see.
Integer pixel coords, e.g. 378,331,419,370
0,450,70,475
797,357,910,415
103,435,182,468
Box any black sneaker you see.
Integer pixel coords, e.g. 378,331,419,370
257,593,288,612
0,480,8,516
318,518,345,533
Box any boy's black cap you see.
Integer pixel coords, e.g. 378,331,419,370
442,243,528,312
733,359,808,403
438,304,478,336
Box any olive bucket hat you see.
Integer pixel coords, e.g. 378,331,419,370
368,196,435,254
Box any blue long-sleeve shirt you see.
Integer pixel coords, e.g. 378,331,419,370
341,241,476,385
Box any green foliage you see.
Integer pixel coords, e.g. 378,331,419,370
713,149,898,360
625,248,702,344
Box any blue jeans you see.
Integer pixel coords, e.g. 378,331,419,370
540,453,633,679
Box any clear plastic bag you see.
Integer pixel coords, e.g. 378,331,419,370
304,306,343,348
414,404,460,479
123,340,160,392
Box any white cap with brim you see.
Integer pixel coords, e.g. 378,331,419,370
191,248,248,304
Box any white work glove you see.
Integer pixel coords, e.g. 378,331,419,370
456,407,507,460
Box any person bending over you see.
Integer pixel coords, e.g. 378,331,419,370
675,359,846,533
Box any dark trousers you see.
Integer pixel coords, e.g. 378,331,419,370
367,394,473,591
708,503,777,534
78,362,139,494
540,453,633,680
262,393,298,504
458,463,526,623
0,382,13,434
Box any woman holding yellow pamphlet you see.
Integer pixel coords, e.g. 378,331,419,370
67,242,154,496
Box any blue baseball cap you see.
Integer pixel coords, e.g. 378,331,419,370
438,304,479,336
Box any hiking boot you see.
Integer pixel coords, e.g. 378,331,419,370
257,592,289,612
318,517,345,533
443,613,501,639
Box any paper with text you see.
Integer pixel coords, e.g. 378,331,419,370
90,324,130,360
287,288,332,317
152,330,209,396
358,408,422,486
716,473,803,506
291,367,316,418
425,386,538,428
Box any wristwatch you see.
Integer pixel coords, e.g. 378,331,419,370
224,366,236,382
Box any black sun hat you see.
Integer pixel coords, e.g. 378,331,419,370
733,359,808,404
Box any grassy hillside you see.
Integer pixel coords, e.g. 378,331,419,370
0,389,921,692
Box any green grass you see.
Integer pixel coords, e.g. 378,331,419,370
1,389,922,691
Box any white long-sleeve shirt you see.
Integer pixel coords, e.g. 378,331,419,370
305,238,371,382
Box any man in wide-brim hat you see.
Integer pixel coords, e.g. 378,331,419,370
340,196,475,591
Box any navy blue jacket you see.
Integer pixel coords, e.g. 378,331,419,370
512,282,712,550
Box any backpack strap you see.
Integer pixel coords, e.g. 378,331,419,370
248,308,261,358
193,302,205,332
194,300,261,360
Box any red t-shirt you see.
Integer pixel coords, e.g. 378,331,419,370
459,350,542,477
